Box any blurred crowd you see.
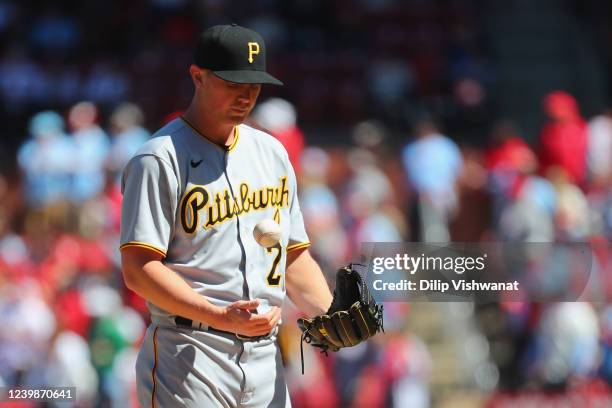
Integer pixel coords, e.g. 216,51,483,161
1,0,612,407
0,89,610,406
264,90,612,406
0,0,492,154
0,100,150,406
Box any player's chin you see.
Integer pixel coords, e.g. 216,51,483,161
227,111,249,123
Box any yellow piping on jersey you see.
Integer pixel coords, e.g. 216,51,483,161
151,326,159,408
120,242,167,258
286,242,310,252
180,116,239,152
227,126,239,151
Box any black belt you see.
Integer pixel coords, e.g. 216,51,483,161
174,316,269,341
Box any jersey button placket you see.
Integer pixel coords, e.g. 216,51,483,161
224,150,252,301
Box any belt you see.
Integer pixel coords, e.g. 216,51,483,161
174,316,270,341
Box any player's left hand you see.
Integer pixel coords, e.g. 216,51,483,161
297,264,384,352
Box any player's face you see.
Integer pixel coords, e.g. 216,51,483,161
199,69,262,125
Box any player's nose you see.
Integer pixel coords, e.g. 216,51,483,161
237,84,260,102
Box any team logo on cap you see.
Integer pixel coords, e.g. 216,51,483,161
248,42,260,63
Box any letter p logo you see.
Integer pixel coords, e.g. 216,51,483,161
248,42,260,63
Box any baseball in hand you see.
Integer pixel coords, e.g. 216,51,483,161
253,219,281,248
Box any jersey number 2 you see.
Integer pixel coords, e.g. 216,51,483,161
266,243,282,286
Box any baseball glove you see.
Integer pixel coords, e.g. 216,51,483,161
297,263,384,373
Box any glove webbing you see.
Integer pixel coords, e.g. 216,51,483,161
347,263,385,335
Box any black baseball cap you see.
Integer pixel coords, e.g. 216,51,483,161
194,24,283,86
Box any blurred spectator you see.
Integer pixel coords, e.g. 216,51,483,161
108,345,140,408
533,303,600,388
344,148,404,248
252,97,305,174
485,120,538,228
45,330,99,404
299,147,349,270
485,120,537,197
367,58,414,111
81,278,144,404
538,91,588,186
402,117,463,241
485,121,558,241
381,334,432,408
450,148,491,241
67,101,110,203
587,109,612,186
17,111,73,207
548,169,591,240
352,120,387,154
495,173,557,251
0,279,56,386
587,184,612,239
345,149,394,214
106,103,150,187
54,287,91,338
517,176,558,217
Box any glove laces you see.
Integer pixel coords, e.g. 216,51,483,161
299,331,329,375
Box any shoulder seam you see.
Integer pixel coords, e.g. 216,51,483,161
131,153,175,170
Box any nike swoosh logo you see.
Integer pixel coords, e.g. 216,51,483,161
190,159,203,168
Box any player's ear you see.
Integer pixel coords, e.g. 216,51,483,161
189,65,205,87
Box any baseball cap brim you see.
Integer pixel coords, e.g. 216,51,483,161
213,70,283,86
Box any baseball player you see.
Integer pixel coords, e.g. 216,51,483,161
120,24,333,408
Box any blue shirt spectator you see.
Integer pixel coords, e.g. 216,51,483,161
402,121,463,202
106,103,150,187
17,111,73,207
67,102,110,203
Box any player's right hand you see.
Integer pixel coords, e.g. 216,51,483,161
213,299,282,337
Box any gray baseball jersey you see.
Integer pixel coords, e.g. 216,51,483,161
120,117,309,407
120,117,309,313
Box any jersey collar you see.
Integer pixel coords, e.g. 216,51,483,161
180,116,240,152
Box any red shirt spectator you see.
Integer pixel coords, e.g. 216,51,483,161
538,91,588,185
252,98,305,174
486,135,536,173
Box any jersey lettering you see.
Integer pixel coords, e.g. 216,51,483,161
266,243,283,286
180,186,209,234
179,176,290,233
